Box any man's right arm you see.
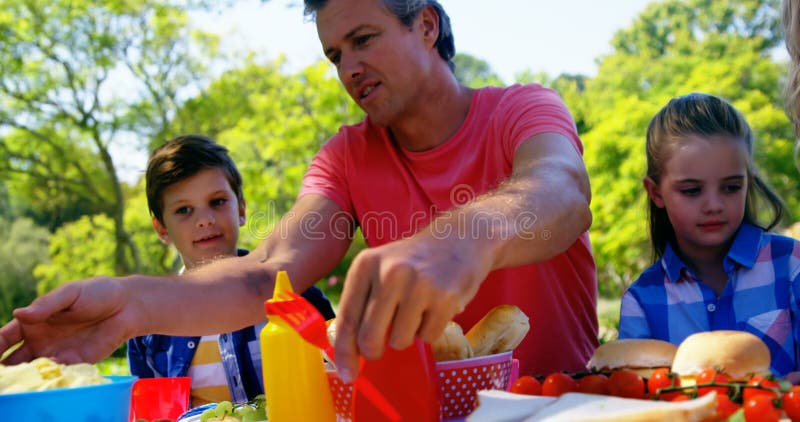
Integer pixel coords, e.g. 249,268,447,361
0,194,353,364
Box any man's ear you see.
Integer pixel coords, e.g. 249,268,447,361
238,198,246,227
417,5,440,50
152,217,171,245
643,177,665,208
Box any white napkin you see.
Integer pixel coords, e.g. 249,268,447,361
466,390,556,422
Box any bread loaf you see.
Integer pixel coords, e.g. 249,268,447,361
326,317,473,362
326,318,337,345
466,304,530,357
432,321,473,361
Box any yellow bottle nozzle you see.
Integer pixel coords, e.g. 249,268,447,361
265,271,295,315
272,270,294,298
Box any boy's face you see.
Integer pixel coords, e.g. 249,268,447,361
152,167,246,270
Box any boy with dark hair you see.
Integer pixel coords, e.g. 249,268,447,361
128,134,335,406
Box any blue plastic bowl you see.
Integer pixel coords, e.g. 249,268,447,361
0,375,136,421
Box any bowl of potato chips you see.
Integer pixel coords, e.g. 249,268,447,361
0,357,136,421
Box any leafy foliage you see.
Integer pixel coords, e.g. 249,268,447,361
577,0,796,296
0,0,223,276
159,58,365,296
34,215,117,295
454,53,504,87
2,0,799,329
0,217,49,325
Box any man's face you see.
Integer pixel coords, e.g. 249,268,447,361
152,167,246,270
315,0,438,127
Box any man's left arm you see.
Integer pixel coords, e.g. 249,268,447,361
334,132,591,379
470,132,592,269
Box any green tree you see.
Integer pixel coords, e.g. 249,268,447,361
453,53,505,87
153,58,365,296
165,58,363,244
35,182,174,292
0,0,222,278
0,217,50,325
581,0,796,296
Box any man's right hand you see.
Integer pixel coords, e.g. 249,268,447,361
0,276,135,365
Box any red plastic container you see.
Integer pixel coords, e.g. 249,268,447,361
352,339,440,422
328,351,515,421
128,376,191,422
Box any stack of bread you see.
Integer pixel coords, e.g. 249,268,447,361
434,304,530,361
326,304,530,363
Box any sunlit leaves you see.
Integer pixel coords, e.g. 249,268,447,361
579,0,795,295
0,0,225,278
34,214,117,295
0,217,49,325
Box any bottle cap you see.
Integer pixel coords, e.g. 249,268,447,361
264,270,295,315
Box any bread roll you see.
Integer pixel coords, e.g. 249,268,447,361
671,330,771,382
587,339,678,378
321,318,337,363
432,321,473,361
326,318,337,345
466,304,530,357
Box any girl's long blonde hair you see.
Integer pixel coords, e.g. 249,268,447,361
645,93,786,260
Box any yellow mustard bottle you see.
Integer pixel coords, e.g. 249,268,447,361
260,271,336,422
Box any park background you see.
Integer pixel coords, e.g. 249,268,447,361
1,0,798,373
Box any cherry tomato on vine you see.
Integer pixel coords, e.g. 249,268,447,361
695,368,732,397
608,370,646,399
577,374,610,395
743,395,780,422
670,394,692,402
782,385,800,422
743,374,781,402
510,375,542,396
647,367,681,400
541,373,578,397
715,394,740,421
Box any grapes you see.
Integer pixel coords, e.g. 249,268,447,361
200,407,219,422
215,401,234,418
197,396,268,422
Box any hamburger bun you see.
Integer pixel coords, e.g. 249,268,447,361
326,318,337,345
587,339,678,378
432,321,473,361
466,304,530,357
671,330,770,382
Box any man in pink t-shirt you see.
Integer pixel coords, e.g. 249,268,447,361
0,0,597,382
301,83,598,376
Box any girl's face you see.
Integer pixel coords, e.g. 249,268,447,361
644,135,750,259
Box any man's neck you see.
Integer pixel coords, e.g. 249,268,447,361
388,73,474,152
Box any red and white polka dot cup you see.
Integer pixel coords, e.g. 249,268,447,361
326,351,515,421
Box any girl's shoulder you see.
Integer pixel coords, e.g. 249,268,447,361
629,260,669,289
760,229,800,251
753,231,799,273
